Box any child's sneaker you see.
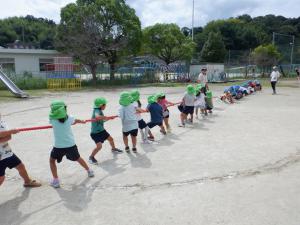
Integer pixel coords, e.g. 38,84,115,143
89,156,98,165
112,148,123,154
87,169,94,178
160,129,167,135
178,123,185,128
132,147,137,153
50,178,60,188
125,146,130,153
148,136,155,141
143,139,151,144
167,126,172,133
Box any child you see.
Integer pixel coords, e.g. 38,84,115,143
146,95,166,141
119,92,142,153
49,100,94,188
156,93,174,132
89,98,122,164
220,90,234,104
179,85,196,127
131,90,150,144
205,91,214,113
0,116,41,188
195,87,207,118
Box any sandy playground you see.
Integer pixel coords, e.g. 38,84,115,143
0,84,300,225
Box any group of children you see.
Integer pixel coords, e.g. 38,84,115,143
220,80,262,104
1,80,263,189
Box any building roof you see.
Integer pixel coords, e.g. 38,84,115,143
0,48,60,55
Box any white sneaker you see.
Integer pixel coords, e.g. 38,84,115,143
50,178,60,188
143,139,151,144
87,169,94,178
178,123,185,128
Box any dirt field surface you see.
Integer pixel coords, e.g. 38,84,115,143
1,84,300,225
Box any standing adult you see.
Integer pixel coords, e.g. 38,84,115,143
270,66,280,95
197,67,209,92
295,68,300,82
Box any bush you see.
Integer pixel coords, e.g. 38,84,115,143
0,77,47,90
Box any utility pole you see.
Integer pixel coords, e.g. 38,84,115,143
192,0,195,41
272,32,275,45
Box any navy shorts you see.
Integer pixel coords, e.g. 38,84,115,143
123,129,138,137
90,130,110,144
147,121,163,129
50,145,80,163
0,154,22,176
183,106,194,115
178,104,184,112
138,119,147,129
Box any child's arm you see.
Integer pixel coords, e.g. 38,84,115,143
73,119,86,125
136,108,147,113
0,129,19,143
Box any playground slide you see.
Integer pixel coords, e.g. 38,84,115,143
0,68,28,98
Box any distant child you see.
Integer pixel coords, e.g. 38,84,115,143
131,90,149,143
156,93,174,132
0,116,41,188
179,85,196,127
220,90,234,104
205,91,214,113
195,86,207,118
89,98,122,164
49,100,94,188
119,92,143,153
145,95,166,141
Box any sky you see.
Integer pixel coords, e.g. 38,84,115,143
0,0,299,27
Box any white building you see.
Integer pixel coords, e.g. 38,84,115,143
0,48,61,77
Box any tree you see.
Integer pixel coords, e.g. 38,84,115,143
200,32,226,63
143,23,195,65
251,44,281,75
56,0,142,81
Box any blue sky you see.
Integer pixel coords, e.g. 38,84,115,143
0,0,299,27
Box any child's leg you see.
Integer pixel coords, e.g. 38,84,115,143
180,113,187,124
90,142,102,157
164,117,170,129
160,124,166,133
50,157,58,179
0,176,4,186
190,113,194,123
77,157,90,171
195,107,199,116
107,136,116,149
123,134,129,147
140,129,145,141
131,135,137,148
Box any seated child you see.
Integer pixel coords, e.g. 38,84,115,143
0,116,41,188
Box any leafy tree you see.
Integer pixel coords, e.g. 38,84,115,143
251,44,281,75
143,23,195,65
56,0,142,81
200,32,226,63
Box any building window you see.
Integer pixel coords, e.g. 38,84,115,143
0,58,15,73
39,58,54,72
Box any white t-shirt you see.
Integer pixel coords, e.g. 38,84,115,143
119,103,138,132
198,73,208,85
133,101,142,120
0,121,13,161
270,71,280,82
195,93,206,108
183,93,196,106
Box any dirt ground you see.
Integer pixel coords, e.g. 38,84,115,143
0,83,300,225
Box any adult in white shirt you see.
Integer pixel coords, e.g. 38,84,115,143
270,66,280,95
197,67,209,92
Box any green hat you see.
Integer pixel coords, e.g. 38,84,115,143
148,95,157,104
131,90,140,102
196,84,203,91
156,92,165,98
49,100,67,120
119,92,133,106
94,97,107,108
206,90,213,99
187,85,196,95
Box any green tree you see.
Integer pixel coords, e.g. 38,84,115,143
251,44,281,75
200,32,226,63
56,0,142,81
143,23,195,65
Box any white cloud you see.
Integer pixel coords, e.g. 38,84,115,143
0,0,299,27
